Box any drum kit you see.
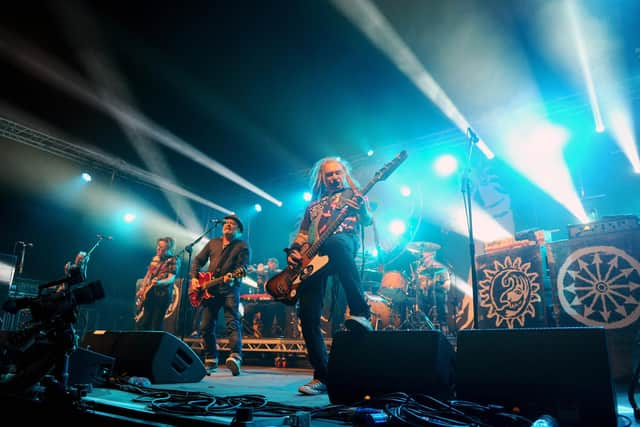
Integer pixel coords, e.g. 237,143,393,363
362,241,451,334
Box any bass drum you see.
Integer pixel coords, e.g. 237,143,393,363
364,292,396,331
380,271,407,290
379,271,408,305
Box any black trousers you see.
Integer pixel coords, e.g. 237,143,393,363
297,233,370,383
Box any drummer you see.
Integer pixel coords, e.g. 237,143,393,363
416,247,451,333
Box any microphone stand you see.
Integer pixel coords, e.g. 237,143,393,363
178,221,219,340
16,242,32,276
461,131,481,329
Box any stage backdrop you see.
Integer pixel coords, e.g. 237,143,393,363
474,243,547,329
546,229,640,380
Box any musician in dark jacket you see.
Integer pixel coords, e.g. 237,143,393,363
190,214,250,376
286,157,373,395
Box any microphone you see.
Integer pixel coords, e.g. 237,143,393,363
97,234,113,240
467,127,479,143
17,241,34,247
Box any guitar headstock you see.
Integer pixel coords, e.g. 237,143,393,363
374,150,408,182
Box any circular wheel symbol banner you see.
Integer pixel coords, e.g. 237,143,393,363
556,246,640,329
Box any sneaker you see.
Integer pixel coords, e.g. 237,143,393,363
204,358,218,373
298,379,327,395
226,356,241,376
345,315,373,332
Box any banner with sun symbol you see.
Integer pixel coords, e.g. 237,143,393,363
475,244,547,328
547,230,640,330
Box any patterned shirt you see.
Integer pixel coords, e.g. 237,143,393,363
293,188,361,247
147,254,180,288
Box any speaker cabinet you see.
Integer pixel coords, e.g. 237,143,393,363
68,348,115,386
81,330,206,384
456,327,617,427
327,330,454,404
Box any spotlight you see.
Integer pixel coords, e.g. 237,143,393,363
400,186,412,197
123,212,136,223
389,219,406,236
595,124,606,133
367,150,374,157
81,172,92,182
434,154,458,177
303,192,312,202
254,203,262,213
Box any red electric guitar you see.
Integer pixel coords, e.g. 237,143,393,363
188,266,246,307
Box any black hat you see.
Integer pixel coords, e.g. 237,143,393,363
224,214,244,233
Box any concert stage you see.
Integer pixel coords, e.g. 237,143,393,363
2,330,637,427
6,363,636,426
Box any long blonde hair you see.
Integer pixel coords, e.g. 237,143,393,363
308,157,359,201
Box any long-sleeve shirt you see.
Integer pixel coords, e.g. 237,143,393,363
190,237,250,288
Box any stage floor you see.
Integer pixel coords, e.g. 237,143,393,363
83,366,347,426
77,365,637,426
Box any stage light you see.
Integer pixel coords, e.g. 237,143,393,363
400,186,411,197
254,203,262,213
303,192,312,201
434,154,458,177
595,124,605,133
389,219,406,236
123,212,136,223
367,150,374,157
81,172,92,182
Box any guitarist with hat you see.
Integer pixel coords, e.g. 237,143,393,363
189,214,250,376
286,157,374,396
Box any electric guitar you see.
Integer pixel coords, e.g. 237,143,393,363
266,150,408,305
189,266,246,307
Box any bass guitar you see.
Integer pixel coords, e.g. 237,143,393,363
189,266,246,307
266,150,408,305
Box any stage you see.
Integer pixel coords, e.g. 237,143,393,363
5,364,636,426
1,327,637,427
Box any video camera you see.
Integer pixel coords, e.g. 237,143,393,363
3,270,104,326
0,272,105,395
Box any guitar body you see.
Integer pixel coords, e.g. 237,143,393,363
189,272,216,308
265,254,329,305
135,278,153,311
189,268,246,308
134,278,148,323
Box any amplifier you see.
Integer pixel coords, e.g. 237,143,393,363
568,215,639,239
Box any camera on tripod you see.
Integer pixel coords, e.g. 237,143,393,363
0,269,105,395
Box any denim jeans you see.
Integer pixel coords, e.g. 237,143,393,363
199,288,243,361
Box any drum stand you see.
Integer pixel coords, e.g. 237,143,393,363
399,272,435,331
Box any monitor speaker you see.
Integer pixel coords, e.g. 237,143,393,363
68,347,115,386
81,330,206,384
456,327,617,427
327,330,454,404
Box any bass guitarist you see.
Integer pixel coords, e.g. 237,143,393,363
286,157,373,396
189,214,249,376
135,236,180,331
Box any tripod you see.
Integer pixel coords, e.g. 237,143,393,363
399,262,434,330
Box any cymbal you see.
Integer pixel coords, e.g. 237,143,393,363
406,241,441,254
